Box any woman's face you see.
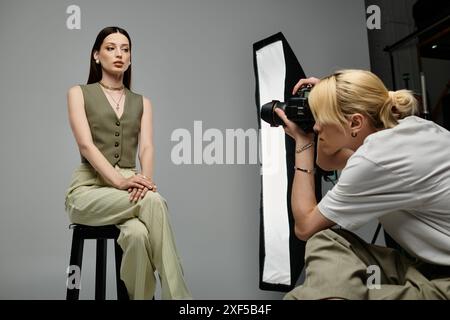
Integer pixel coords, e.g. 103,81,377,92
313,121,351,155
95,32,131,74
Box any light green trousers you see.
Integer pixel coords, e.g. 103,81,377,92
284,229,450,300
65,164,192,300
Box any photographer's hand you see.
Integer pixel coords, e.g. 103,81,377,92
274,108,315,144
292,77,320,95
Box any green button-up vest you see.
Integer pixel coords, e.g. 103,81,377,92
80,82,143,168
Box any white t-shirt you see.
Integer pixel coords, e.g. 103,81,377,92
318,116,450,265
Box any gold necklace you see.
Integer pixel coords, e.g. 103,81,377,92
99,81,124,91
103,89,124,111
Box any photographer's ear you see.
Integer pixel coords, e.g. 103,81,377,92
348,113,364,137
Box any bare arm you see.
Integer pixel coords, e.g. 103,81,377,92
138,97,154,180
273,76,340,240
291,141,352,239
127,97,156,201
275,109,336,241
67,86,152,190
291,140,336,241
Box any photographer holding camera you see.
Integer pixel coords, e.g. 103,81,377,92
274,70,450,299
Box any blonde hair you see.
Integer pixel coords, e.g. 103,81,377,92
308,69,418,130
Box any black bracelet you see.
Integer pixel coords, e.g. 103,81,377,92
294,166,315,174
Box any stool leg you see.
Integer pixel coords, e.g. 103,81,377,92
67,227,84,300
95,239,107,300
114,240,130,300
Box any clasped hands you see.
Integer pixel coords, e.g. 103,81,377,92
118,173,157,203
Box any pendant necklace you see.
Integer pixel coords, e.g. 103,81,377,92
99,81,125,111
104,88,124,111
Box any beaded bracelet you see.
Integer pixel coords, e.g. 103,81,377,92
295,141,314,154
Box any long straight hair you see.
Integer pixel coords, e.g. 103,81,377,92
87,26,132,89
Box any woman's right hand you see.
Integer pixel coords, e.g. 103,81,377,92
292,77,320,95
116,175,154,191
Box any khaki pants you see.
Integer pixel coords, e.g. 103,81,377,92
284,229,450,300
65,164,192,300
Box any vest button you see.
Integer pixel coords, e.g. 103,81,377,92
114,154,119,158
115,132,120,136
116,121,121,126
115,142,119,147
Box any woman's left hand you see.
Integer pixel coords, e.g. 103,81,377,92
274,108,314,144
128,174,157,202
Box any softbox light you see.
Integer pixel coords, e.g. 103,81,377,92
253,32,307,291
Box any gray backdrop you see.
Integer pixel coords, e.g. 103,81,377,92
0,0,370,299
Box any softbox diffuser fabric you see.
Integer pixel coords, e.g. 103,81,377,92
253,32,306,291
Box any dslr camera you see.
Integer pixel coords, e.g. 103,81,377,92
260,85,315,132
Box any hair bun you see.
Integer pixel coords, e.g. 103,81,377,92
387,91,396,105
381,89,418,125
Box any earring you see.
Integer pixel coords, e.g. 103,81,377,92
351,132,357,138
95,59,100,64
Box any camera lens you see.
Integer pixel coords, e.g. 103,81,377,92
260,87,315,132
261,101,286,127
